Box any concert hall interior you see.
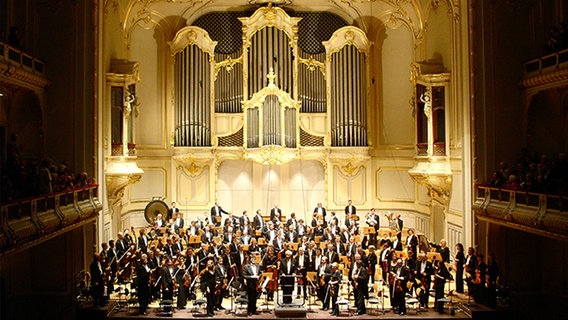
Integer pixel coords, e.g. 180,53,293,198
1,0,568,319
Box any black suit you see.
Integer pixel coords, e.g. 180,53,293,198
210,205,229,226
253,215,265,232
242,263,261,315
200,268,217,316
415,259,434,307
269,208,282,222
344,204,357,215
352,265,369,314
313,206,327,219
391,265,409,314
317,263,332,309
294,253,308,296
136,262,151,314
90,260,104,307
161,266,175,305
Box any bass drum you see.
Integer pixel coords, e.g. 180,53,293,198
144,200,169,225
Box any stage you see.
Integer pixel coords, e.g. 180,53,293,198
76,291,503,320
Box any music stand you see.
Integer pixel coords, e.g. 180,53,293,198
363,227,376,235
314,236,322,244
258,237,267,246
286,242,298,251
241,245,249,252
395,250,408,259
352,235,361,243
188,236,201,248
427,252,442,262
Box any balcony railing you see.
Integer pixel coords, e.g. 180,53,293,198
0,185,102,255
474,185,568,239
0,40,46,76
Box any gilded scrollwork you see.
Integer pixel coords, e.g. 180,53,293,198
173,154,214,177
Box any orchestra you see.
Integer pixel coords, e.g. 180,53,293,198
87,201,498,317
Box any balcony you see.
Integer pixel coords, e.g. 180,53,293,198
0,40,48,88
473,185,568,240
0,185,102,256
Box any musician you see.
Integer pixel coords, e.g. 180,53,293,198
283,224,297,244
295,247,308,298
223,246,240,281
269,203,282,222
313,247,323,272
333,236,346,256
329,262,342,316
163,237,176,259
280,250,297,304
136,254,151,315
455,243,465,293
465,247,477,296
345,236,358,258
368,245,378,286
351,257,368,315
379,243,393,282
344,199,357,216
247,238,260,255
317,256,332,310
272,229,285,252
328,211,339,229
137,228,150,253
242,254,261,316
89,253,105,308
169,201,179,221
345,213,358,235
406,228,419,256
393,213,403,240
392,235,403,251
201,226,214,244
286,212,297,230
313,202,327,219
391,258,409,315
241,221,254,238
322,228,334,243
430,239,450,263
474,253,487,304
239,210,250,231
296,219,306,238
253,209,265,233
329,219,340,236
172,234,183,256
486,253,499,308
210,201,229,227
147,249,161,301
214,256,228,310
200,259,218,317
188,220,199,238
379,233,392,248
304,225,315,241
155,213,165,228
123,228,134,247
185,248,200,277
365,208,379,229
326,243,340,264
116,232,127,257
262,246,279,301
239,228,252,246
161,258,175,312
174,211,184,233
223,226,235,244
175,256,189,310
434,259,452,313
415,252,433,308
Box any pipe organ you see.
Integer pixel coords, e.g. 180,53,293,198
170,5,371,152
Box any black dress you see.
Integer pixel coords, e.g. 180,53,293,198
455,251,465,293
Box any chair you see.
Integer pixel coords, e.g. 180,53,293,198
235,293,248,316
406,293,421,315
366,282,383,315
126,296,139,315
159,299,174,316
336,296,352,316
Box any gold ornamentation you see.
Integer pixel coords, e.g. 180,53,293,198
298,56,326,76
173,155,213,177
245,145,298,165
